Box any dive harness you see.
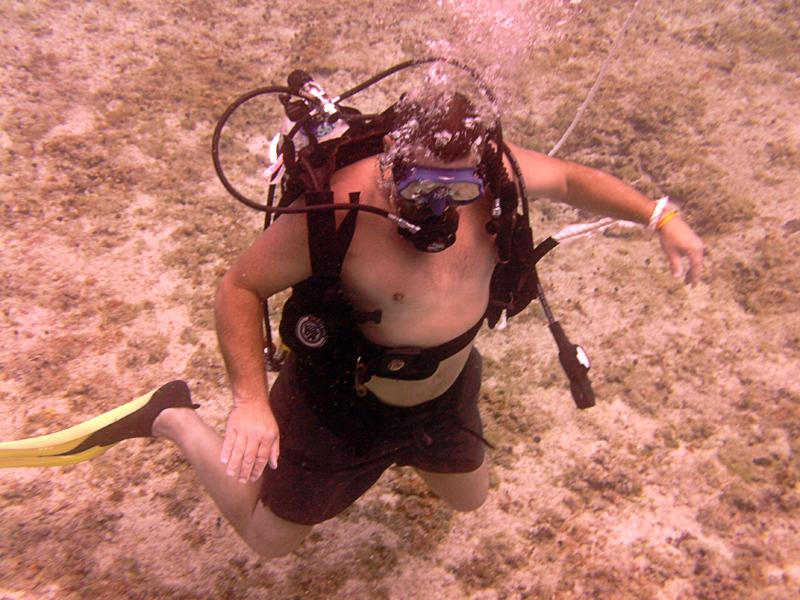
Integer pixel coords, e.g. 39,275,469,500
212,57,595,410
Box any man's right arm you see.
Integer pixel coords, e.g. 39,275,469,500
506,142,704,285
214,211,311,484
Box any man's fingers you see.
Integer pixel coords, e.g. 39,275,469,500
238,438,258,483
222,406,280,481
220,429,236,466
668,251,683,279
687,246,704,286
251,445,271,481
269,436,280,471
226,435,247,478
659,219,706,286
249,432,279,482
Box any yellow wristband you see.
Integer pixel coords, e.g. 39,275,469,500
656,209,679,231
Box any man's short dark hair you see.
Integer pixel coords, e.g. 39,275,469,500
392,91,488,162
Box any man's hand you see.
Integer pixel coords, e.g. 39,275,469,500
658,216,705,286
220,402,280,483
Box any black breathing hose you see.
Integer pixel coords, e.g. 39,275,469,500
211,56,498,213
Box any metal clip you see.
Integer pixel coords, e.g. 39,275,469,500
492,197,502,218
387,213,421,233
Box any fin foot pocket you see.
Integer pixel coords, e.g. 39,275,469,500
0,380,198,468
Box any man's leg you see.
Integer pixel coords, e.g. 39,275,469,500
153,407,311,558
414,458,489,512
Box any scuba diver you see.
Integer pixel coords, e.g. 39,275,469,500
0,63,704,559
183,86,702,556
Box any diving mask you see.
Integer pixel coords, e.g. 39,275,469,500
395,166,484,217
393,165,485,252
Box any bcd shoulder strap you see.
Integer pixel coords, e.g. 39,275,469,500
305,190,359,277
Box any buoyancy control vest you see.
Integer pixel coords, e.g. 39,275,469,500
275,188,491,456
277,186,484,386
275,159,545,389
212,58,595,409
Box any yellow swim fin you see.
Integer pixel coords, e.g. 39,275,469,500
0,380,197,468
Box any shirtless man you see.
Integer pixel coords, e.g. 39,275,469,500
152,92,704,558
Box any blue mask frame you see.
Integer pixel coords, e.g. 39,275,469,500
395,166,484,217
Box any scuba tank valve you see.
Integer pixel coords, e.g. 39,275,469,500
287,70,340,121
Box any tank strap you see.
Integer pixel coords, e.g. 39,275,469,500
333,192,360,265
306,191,360,277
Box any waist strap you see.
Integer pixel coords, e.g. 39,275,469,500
359,317,484,381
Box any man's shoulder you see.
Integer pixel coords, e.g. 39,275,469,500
504,141,568,199
331,156,381,195
330,155,390,219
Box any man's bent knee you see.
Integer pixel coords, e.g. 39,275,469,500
242,504,313,558
415,461,489,513
445,483,488,512
244,530,309,559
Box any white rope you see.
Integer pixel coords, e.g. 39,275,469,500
552,216,638,243
547,0,645,244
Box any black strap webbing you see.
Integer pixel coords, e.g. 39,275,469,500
305,191,360,277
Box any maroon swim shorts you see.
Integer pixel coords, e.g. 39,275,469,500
260,348,485,525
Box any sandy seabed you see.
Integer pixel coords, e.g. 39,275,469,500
1,1,799,598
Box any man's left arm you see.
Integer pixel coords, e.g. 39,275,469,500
506,142,705,286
